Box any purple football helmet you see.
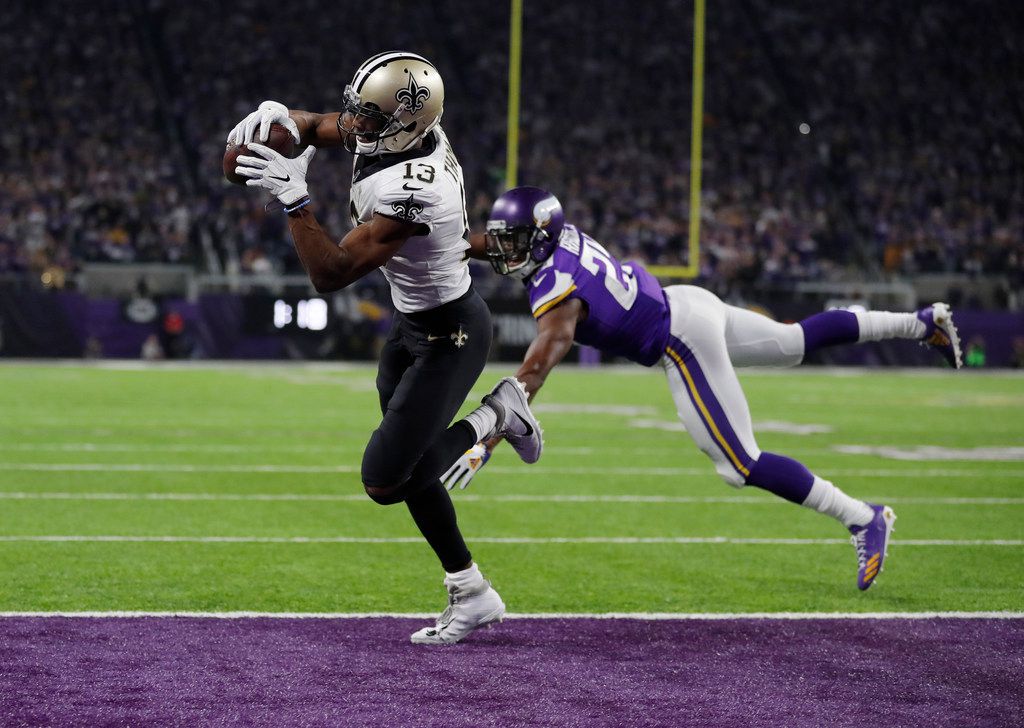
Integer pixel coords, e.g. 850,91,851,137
485,186,565,279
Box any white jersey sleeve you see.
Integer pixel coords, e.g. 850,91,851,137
372,176,443,230
349,127,472,313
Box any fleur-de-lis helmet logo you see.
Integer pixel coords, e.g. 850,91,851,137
395,71,431,114
391,194,424,221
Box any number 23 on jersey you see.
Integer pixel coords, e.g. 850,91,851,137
578,233,638,310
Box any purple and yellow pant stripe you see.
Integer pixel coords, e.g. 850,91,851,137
664,335,757,480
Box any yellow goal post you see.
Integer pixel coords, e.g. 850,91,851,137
505,0,705,280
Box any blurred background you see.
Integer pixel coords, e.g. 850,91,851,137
1,0,1021,365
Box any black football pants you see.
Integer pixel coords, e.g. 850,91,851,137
360,287,491,571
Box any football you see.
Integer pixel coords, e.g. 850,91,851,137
223,123,296,185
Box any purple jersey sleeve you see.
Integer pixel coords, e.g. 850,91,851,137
527,252,580,318
527,225,671,366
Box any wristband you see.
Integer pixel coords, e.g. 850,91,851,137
283,196,312,213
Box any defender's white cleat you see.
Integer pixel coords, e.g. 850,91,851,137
410,578,506,645
916,302,963,369
483,376,543,463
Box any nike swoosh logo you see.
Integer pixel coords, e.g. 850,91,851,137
513,411,534,436
532,272,549,288
402,183,423,191
269,174,291,182
426,334,443,341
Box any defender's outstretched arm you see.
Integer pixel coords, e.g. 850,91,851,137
466,232,489,260
478,298,583,454
515,298,584,401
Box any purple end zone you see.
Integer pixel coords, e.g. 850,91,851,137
0,617,1021,727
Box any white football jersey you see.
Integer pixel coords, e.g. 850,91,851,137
349,126,471,313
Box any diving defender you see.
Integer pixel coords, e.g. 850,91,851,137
447,186,963,590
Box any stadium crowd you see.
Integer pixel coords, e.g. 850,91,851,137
2,0,1021,305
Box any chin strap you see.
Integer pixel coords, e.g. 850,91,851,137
510,259,542,281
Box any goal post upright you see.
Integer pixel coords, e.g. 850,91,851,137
645,0,705,280
505,0,524,190
505,0,704,278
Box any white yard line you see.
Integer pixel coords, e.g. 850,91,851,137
0,443,351,454
0,610,1020,620
4,462,1024,477
6,360,1023,377
1,491,1022,506
0,443,603,456
0,463,362,473
0,535,1019,546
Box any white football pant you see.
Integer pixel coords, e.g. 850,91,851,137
660,285,805,487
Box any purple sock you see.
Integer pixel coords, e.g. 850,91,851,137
744,452,814,504
799,310,859,355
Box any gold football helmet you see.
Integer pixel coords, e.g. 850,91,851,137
339,51,445,154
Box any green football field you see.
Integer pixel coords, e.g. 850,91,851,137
0,362,1021,615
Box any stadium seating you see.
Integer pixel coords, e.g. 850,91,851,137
2,0,1020,307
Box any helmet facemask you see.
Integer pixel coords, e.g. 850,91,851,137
485,222,547,280
337,86,409,154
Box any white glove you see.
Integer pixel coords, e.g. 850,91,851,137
441,443,491,491
235,144,317,207
226,100,301,145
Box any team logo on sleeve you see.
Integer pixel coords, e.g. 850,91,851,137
395,73,431,114
391,194,424,221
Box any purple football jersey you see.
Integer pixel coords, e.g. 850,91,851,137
527,225,671,366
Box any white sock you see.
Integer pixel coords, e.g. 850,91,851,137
854,311,925,342
445,562,484,590
463,405,499,442
801,476,873,528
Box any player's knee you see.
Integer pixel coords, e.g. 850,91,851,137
697,444,749,488
781,324,807,364
361,437,409,504
716,463,748,489
361,456,406,505
362,480,406,505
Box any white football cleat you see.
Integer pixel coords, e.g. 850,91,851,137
410,578,506,645
483,377,543,463
916,302,963,369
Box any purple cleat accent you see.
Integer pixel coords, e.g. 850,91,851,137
849,504,896,590
916,302,963,369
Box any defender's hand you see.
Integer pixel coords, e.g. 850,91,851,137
441,443,491,491
227,100,301,145
235,144,316,206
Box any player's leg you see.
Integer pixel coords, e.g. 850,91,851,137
360,290,506,643
722,304,805,368
723,300,961,368
364,290,540,503
374,316,414,416
370,315,476,571
662,286,894,588
361,293,493,565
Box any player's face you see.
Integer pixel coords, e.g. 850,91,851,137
485,226,536,275
339,85,394,152
340,111,385,142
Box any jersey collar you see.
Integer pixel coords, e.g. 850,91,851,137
353,130,439,183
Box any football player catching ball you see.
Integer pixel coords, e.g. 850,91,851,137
227,53,544,644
